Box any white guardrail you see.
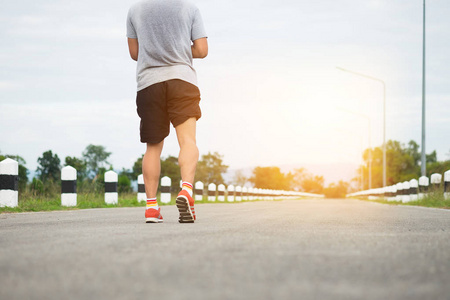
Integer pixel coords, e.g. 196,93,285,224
0,159,324,207
346,170,450,202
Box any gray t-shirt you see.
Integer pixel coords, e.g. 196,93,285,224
126,0,207,91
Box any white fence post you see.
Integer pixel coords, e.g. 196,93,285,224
409,179,419,201
254,188,260,200
402,181,411,203
227,184,235,202
104,170,118,205
137,174,146,202
195,181,204,201
218,184,225,201
235,186,242,201
389,185,397,201
208,183,216,201
395,183,403,201
445,170,450,199
0,158,19,208
430,173,442,191
160,176,171,204
248,187,253,201
61,166,77,207
242,187,248,201
418,176,429,199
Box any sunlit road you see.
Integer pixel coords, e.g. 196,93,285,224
1,199,449,300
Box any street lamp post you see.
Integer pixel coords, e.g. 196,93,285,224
421,0,426,176
337,67,386,187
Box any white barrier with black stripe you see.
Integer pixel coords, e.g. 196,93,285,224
444,171,450,200
137,174,146,202
248,187,253,201
347,170,450,201
208,183,216,202
194,181,204,201
0,158,19,208
418,176,429,199
227,184,235,202
387,185,396,201
160,176,171,204
402,181,411,203
409,179,419,201
61,166,77,207
218,184,225,202
395,183,403,201
235,186,242,202
104,170,118,205
242,187,248,201
430,173,442,191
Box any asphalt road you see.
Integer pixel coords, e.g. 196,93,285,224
1,199,449,300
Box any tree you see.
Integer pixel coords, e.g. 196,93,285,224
82,144,111,179
118,169,132,193
131,155,144,180
249,166,292,190
65,156,87,182
324,181,349,198
300,174,324,194
406,140,421,166
195,152,228,184
36,150,61,182
233,170,248,187
0,154,28,192
290,168,307,191
426,150,437,164
357,139,448,189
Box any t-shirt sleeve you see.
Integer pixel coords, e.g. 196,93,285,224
126,8,137,39
191,8,207,41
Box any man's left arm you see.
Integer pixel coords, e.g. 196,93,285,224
128,38,139,61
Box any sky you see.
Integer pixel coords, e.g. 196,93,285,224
1,0,449,182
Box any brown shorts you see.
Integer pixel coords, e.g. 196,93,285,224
136,79,202,144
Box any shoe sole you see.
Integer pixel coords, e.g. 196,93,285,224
176,195,194,223
145,217,163,223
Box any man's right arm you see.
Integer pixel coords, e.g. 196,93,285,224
191,38,208,59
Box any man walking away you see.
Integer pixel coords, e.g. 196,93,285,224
126,0,208,223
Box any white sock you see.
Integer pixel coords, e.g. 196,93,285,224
182,182,193,197
146,198,158,210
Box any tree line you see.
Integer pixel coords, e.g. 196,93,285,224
237,166,348,198
0,146,230,196
357,140,450,189
3,139,446,198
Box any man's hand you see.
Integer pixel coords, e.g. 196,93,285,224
191,38,208,59
128,38,139,61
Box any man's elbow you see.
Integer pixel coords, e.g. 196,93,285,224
198,49,208,58
130,53,138,61
195,46,208,58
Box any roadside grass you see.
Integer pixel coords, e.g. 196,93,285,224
0,192,288,213
0,193,145,213
359,191,450,209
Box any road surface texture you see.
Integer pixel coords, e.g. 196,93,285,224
1,199,449,300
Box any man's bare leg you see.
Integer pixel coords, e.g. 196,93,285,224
142,140,164,198
175,117,199,184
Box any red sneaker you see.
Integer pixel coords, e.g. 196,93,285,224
145,208,163,223
176,190,195,223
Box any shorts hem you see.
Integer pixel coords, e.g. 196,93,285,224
172,115,201,128
140,134,168,144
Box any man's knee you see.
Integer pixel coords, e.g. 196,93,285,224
146,140,164,151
